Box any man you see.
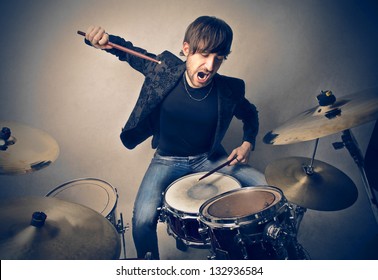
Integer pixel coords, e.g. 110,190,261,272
84,16,266,259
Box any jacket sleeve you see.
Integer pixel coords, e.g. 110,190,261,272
234,96,259,150
85,35,159,76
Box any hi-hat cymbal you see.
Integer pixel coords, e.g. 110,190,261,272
0,121,59,174
0,196,121,259
265,157,358,211
263,88,378,145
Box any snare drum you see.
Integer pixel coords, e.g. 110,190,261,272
199,186,298,260
46,178,119,227
162,172,241,247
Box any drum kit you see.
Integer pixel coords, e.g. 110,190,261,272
159,173,308,259
0,87,377,260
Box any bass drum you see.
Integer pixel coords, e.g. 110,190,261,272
199,186,304,260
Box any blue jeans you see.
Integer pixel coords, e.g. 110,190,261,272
132,150,267,259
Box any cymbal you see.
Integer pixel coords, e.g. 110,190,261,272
263,88,378,145
0,121,59,174
265,157,358,211
0,196,121,259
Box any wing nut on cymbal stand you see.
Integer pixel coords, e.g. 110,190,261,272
317,90,336,106
30,211,47,228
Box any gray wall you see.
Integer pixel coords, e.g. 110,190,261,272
1,0,377,260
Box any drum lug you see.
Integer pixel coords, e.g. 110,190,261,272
198,225,211,244
198,225,208,236
157,206,166,223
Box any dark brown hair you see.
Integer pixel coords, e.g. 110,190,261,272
180,16,233,58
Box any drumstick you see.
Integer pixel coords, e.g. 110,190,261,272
77,30,162,64
198,155,238,181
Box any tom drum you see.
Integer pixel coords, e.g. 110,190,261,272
162,172,241,247
199,186,301,259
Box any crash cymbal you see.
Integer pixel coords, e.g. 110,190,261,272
265,157,358,211
0,196,121,259
0,121,59,174
263,88,378,145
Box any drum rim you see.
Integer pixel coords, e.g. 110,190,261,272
199,186,286,227
45,177,118,217
163,172,241,215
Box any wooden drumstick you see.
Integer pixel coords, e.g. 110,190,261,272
77,30,162,64
198,154,238,181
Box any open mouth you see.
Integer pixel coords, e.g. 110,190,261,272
197,71,210,82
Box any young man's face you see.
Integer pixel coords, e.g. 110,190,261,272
182,42,224,88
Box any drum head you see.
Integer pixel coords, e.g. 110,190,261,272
46,178,117,217
200,186,284,226
164,172,241,214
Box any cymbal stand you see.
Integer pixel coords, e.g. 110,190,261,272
302,138,320,175
333,129,378,225
293,138,320,231
117,212,129,259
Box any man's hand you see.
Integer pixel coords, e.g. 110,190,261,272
85,26,112,49
228,141,253,166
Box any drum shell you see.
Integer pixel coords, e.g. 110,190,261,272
46,178,119,227
162,172,241,247
199,186,294,259
162,208,206,247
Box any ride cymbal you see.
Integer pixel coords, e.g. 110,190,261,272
0,196,121,259
0,121,59,174
263,88,378,145
265,157,358,211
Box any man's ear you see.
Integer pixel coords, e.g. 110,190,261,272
182,42,190,56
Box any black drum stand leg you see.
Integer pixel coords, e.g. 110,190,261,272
117,212,129,259
333,129,378,225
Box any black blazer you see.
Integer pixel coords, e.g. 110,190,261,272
96,35,259,157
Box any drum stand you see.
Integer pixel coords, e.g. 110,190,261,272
333,129,378,225
116,212,129,259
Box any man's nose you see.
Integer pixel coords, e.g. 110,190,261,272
204,56,216,72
